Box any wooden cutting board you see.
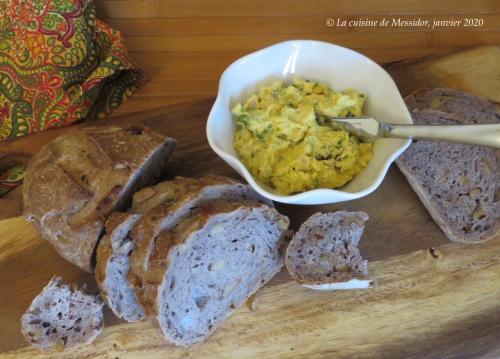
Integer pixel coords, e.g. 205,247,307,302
0,46,499,359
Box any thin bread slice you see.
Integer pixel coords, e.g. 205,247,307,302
21,277,104,350
23,125,176,272
396,109,499,243
286,211,371,290
404,88,500,124
95,213,144,322
128,175,272,311
142,200,290,346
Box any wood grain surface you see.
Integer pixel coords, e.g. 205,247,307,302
87,0,500,114
0,46,499,358
4,238,500,359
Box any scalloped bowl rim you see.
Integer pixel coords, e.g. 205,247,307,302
206,40,412,204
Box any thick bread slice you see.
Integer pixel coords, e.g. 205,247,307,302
404,88,500,124
95,213,144,322
396,109,499,243
286,211,371,290
128,175,272,309
143,200,290,347
21,277,104,350
23,125,176,272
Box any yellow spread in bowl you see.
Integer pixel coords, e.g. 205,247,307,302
232,79,373,195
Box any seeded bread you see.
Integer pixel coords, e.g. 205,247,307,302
128,175,272,311
95,212,144,322
397,109,499,243
141,200,290,346
21,277,104,350
23,125,176,272
286,211,371,290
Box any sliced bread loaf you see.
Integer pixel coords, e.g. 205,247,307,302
128,175,272,310
95,212,144,322
21,277,104,350
95,175,271,322
286,211,371,290
396,109,499,243
23,125,176,272
139,200,289,346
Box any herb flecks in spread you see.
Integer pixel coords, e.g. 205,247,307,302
232,79,373,195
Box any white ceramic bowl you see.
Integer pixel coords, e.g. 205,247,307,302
206,40,412,204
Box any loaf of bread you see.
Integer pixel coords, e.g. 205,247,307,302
96,175,273,324
398,89,499,243
286,211,371,290
21,277,104,350
23,125,176,272
93,175,288,346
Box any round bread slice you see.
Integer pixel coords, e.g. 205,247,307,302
286,211,371,290
23,125,176,272
21,277,104,350
140,200,289,347
95,212,144,322
128,175,272,311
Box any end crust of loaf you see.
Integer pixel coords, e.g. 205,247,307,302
21,277,104,350
22,125,176,272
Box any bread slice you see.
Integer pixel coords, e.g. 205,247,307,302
286,211,371,290
140,200,290,346
21,277,104,350
23,125,176,272
404,88,500,124
95,212,144,322
396,109,499,243
128,175,272,311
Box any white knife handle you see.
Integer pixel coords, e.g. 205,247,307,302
381,124,500,149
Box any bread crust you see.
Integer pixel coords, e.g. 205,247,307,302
23,125,176,272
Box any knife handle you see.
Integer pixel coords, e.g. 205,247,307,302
381,123,500,149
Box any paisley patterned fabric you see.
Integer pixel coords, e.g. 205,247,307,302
0,0,145,141
0,0,144,196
